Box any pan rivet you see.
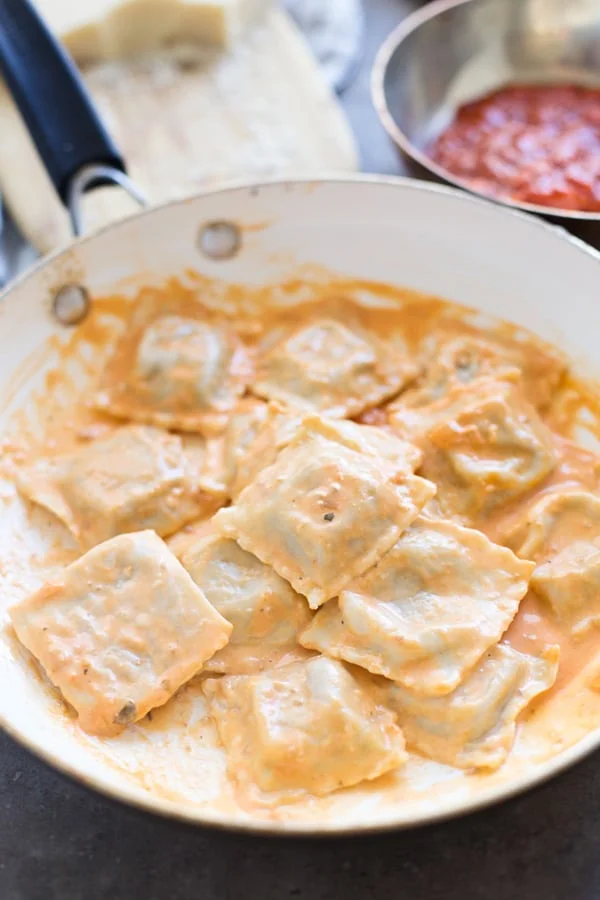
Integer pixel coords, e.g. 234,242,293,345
198,221,241,260
52,285,90,326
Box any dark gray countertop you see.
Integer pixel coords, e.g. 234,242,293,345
2,1,600,897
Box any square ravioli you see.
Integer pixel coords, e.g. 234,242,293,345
181,534,312,674
300,517,533,694
510,491,600,638
203,656,406,799
424,334,522,391
420,382,556,525
387,334,522,444
386,644,559,771
215,430,435,608
252,317,416,417
499,331,567,411
14,425,223,550
227,407,423,499
221,398,269,498
10,531,232,735
223,402,304,500
94,310,251,434
533,545,600,639
296,414,422,477
510,490,600,561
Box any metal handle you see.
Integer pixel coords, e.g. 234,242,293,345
67,165,147,237
0,0,146,234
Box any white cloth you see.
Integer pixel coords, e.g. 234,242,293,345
284,0,363,92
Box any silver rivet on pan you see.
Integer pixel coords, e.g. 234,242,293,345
52,284,90,325
198,221,241,260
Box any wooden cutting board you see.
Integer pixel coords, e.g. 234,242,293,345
0,5,358,253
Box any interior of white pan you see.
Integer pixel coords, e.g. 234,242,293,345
1,177,600,834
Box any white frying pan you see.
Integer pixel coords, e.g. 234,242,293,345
1,0,600,835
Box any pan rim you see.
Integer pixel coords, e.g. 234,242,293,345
2,174,600,311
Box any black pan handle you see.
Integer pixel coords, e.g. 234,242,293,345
0,0,146,234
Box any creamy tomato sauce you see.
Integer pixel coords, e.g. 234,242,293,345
429,84,600,212
2,272,600,828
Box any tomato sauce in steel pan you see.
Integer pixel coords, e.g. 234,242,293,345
429,84,600,213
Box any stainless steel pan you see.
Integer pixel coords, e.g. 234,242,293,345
372,0,600,248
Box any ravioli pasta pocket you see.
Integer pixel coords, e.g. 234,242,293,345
93,293,252,434
11,531,232,735
253,317,417,417
509,491,600,638
15,425,224,549
9,288,600,809
300,517,534,694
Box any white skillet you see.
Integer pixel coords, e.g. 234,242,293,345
0,0,599,835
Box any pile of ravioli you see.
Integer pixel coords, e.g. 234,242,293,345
10,297,600,804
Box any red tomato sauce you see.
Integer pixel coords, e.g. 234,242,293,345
429,84,600,212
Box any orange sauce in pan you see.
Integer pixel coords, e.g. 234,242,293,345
4,273,600,684
2,272,600,824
